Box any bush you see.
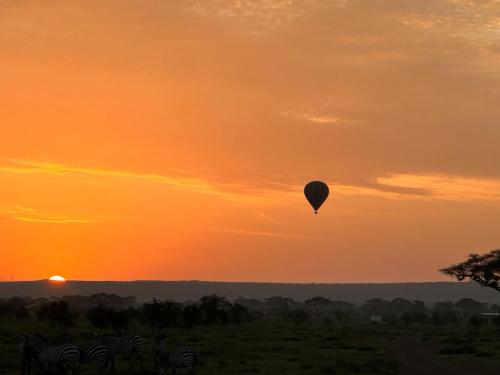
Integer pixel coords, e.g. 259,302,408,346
469,315,487,327
288,309,310,324
14,306,30,321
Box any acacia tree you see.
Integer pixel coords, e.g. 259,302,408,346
440,249,500,292
305,297,332,315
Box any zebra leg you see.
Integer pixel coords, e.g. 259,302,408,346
139,354,144,371
97,359,106,375
107,354,114,373
71,360,79,375
128,352,135,371
99,358,109,375
109,354,116,373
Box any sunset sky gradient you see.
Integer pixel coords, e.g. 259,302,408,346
1,0,500,282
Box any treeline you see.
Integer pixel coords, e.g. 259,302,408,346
1,294,499,331
0,294,253,333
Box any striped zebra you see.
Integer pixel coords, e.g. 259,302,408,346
153,336,200,375
79,342,113,374
94,333,144,371
167,347,201,375
28,333,80,374
152,333,168,372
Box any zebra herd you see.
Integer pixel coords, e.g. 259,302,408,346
19,332,201,374
152,334,201,375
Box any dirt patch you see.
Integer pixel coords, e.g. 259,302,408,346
385,335,499,375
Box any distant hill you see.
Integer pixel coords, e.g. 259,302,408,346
0,280,499,304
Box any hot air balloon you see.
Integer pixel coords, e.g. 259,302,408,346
304,181,329,214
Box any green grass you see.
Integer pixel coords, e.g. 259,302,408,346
6,317,500,374
0,317,399,375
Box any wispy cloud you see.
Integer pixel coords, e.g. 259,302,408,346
2,160,500,207
0,159,300,205
0,159,217,193
0,159,245,202
283,111,363,126
377,174,500,203
210,226,315,239
14,217,91,224
0,206,92,224
299,113,342,125
335,173,500,205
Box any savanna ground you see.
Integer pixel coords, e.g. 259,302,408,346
2,318,500,374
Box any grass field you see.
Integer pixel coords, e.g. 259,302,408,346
3,317,500,374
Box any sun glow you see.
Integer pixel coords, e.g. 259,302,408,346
49,275,66,282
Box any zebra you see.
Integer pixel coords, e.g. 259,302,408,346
152,333,168,372
94,333,144,371
165,347,201,375
52,333,74,345
27,333,80,374
153,335,201,375
20,333,74,375
79,342,113,374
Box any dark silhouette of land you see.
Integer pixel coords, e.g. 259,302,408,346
0,280,498,303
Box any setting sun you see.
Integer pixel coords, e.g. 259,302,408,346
49,275,66,282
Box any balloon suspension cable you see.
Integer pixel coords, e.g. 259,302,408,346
314,210,318,214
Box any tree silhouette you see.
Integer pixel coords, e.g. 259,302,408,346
86,304,131,333
37,301,77,332
229,303,249,324
199,295,232,324
181,305,200,328
304,296,331,314
440,250,500,292
455,298,485,314
141,299,181,334
110,309,131,334
86,304,112,331
432,302,458,325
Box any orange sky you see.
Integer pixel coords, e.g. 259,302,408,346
1,0,500,282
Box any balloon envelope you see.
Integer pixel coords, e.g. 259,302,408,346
304,181,329,213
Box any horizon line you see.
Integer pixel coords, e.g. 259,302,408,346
0,279,463,285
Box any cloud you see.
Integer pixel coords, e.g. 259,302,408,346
334,173,500,206
2,160,500,208
210,226,315,239
0,159,300,205
0,159,232,198
333,183,428,200
377,174,500,203
0,206,92,224
281,110,363,127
